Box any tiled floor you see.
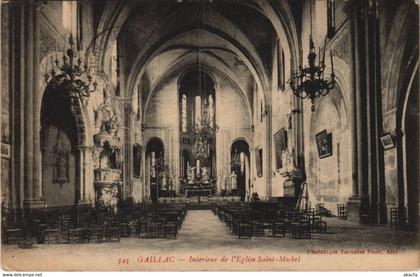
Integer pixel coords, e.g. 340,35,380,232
2,210,418,271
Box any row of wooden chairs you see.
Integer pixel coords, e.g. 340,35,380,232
214,202,327,239
134,205,187,239
2,203,187,244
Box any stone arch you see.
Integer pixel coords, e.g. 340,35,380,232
230,139,251,201
39,53,96,206
307,81,352,213
396,61,419,229
125,26,269,108
94,1,301,111
142,62,252,125
382,1,418,112
145,137,165,203
39,54,93,147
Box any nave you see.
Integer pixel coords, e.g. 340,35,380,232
2,209,417,271
1,0,419,271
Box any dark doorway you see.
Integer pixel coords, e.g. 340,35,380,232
231,140,250,201
146,138,164,203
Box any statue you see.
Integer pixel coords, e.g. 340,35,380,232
187,166,195,184
223,177,229,193
110,186,119,208
168,177,173,191
161,173,167,190
208,94,214,125
100,188,111,206
281,149,293,170
94,88,120,135
55,150,68,183
202,167,210,184
230,171,237,190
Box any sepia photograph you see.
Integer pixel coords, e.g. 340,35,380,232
0,0,419,273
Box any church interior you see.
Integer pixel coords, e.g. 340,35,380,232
1,0,419,270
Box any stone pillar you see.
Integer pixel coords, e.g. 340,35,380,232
21,1,44,208
86,147,95,204
32,2,43,201
346,1,369,222
76,146,90,205
23,2,34,205
366,0,386,224
346,0,385,224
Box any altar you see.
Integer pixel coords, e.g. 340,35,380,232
185,183,212,197
182,160,216,197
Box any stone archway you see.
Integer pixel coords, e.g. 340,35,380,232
145,137,165,203
397,66,419,230
230,139,250,201
40,88,89,206
307,86,352,214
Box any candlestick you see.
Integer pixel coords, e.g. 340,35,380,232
318,47,321,66
330,50,334,73
322,35,327,64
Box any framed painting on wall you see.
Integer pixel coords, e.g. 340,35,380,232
315,129,333,159
133,144,142,178
255,147,263,177
380,133,395,150
274,128,287,169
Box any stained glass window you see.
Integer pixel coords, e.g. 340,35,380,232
182,94,187,132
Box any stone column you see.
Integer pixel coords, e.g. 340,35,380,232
23,2,34,205
349,3,359,197
86,147,95,204
32,1,43,202
346,1,368,221
76,146,90,205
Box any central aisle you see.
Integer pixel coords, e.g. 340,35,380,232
176,210,233,245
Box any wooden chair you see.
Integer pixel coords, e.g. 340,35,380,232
163,222,178,238
145,219,158,238
272,218,287,237
337,204,348,220
291,219,311,239
61,215,83,244
135,219,148,238
88,224,104,243
4,227,22,244
104,220,121,242
389,207,400,229
312,215,327,233
237,215,252,239
44,220,61,244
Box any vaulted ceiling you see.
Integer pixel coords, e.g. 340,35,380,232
94,0,301,113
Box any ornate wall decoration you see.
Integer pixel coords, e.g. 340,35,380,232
92,87,122,209
331,27,352,65
52,130,69,184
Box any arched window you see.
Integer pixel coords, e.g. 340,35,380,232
195,95,201,130
277,40,285,90
181,94,187,132
110,42,120,96
151,151,156,178
327,0,336,38
63,2,77,34
62,1,81,48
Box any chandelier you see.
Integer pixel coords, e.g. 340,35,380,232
289,2,335,112
192,100,216,164
44,34,97,99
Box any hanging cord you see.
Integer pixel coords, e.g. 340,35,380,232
309,0,313,40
